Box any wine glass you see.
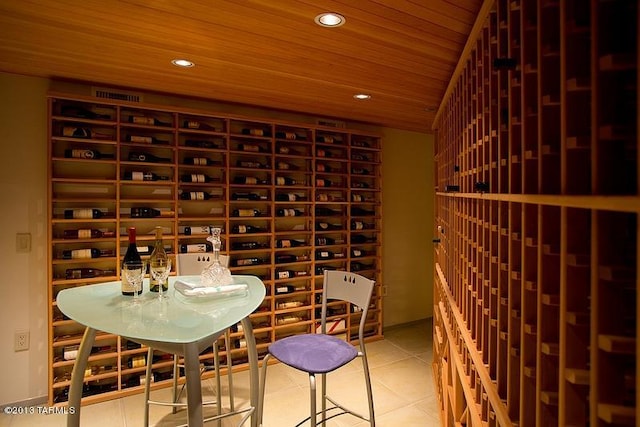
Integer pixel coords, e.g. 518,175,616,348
150,257,172,300
122,260,146,305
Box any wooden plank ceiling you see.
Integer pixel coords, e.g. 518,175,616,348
0,0,482,132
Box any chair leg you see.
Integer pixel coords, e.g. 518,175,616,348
172,354,180,414
320,373,326,423
257,353,271,427
361,354,375,427
143,347,154,427
309,373,317,427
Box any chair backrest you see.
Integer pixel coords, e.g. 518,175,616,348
321,270,375,339
177,253,230,275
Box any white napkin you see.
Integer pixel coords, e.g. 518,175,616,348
174,279,248,298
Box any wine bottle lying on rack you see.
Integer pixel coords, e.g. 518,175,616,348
61,105,111,120
276,270,308,279
184,225,212,235
351,167,371,175
275,193,305,201
128,152,171,163
61,248,115,259
315,236,345,246
316,193,343,202
315,178,333,187
180,191,213,200
315,250,345,260
126,135,169,144
124,171,170,181
351,235,376,244
276,161,299,171
351,181,370,189
276,239,306,248
128,116,171,126
231,241,268,250
184,157,219,166
64,149,114,160
351,207,375,216
182,120,217,131
351,249,367,257
233,176,269,185
275,283,306,294
351,221,375,230
241,128,271,137
351,153,370,161
276,176,302,186
277,146,302,155
65,268,116,279
316,222,342,231
277,208,303,217
63,228,115,239
232,192,267,201
180,174,218,183
130,207,174,218
64,208,104,219
275,254,309,263
232,224,265,234
236,160,268,169
233,257,268,267
185,139,219,149
316,135,341,144
316,163,333,172
232,209,261,217
351,140,371,148
62,127,112,140
275,131,304,140
315,207,341,216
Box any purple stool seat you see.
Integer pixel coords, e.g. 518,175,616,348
268,334,358,374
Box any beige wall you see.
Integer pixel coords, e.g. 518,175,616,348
0,72,434,405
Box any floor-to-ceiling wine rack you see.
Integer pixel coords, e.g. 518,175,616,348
433,0,638,426
47,94,383,406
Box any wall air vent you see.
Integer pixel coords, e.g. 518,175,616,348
316,118,346,129
91,87,144,103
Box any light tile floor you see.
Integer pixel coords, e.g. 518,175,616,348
1,318,440,427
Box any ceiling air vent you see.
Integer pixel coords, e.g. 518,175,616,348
91,87,144,103
316,118,346,129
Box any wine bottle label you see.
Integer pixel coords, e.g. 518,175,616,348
276,285,291,294
317,194,329,202
71,208,94,219
354,221,364,230
63,127,91,138
132,117,154,125
70,249,92,259
352,194,363,202
320,251,329,258
323,136,334,143
282,209,296,217
184,244,207,253
189,192,205,200
316,179,326,187
284,132,296,139
237,225,248,234
236,209,257,217
277,162,290,170
248,129,264,136
242,144,260,151
353,250,362,257
279,146,290,154
278,271,293,279
236,258,257,266
317,164,326,172
130,135,153,143
186,120,200,129
244,177,258,185
130,171,144,181
185,225,211,235
70,149,95,159
189,174,205,183
317,149,326,157
77,229,92,239
130,355,146,368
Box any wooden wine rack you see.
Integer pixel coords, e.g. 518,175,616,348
47,94,383,406
433,0,638,426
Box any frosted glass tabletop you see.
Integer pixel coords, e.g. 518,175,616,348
57,275,265,345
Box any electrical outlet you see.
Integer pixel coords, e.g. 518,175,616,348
15,331,29,351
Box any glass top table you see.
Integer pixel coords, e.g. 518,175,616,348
57,275,265,427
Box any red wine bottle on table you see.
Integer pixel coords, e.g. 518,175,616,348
122,227,142,296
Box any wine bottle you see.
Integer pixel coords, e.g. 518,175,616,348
184,157,218,166
350,262,369,272
445,185,460,192
315,265,337,275
276,161,299,170
180,174,216,183
275,283,306,294
277,146,301,155
351,221,374,230
123,171,169,181
126,135,169,144
351,167,371,175
316,149,332,158
316,163,332,172
315,207,341,216
351,153,370,161
184,225,211,235
180,191,212,200
351,248,366,257
241,128,271,137
351,235,376,244
182,120,217,131
232,209,261,217
64,209,103,219
474,181,490,192
122,227,142,296
127,354,146,369
128,116,171,126
65,268,116,279
61,127,91,139
276,239,305,248
237,143,264,153
185,139,219,149
233,176,269,185
236,160,267,169
130,207,173,218
231,192,266,201
315,236,335,246
351,140,371,148
275,254,309,263
179,243,213,253
315,250,335,260
63,228,115,239
275,193,304,201
275,131,302,140
128,152,171,163
64,148,114,160
232,224,265,234
149,226,168,293
316,193,342,202
351,207,375,216
233,257,267,267
276,270,308,279
277,208,303,217
351,181,370,189
316,222,342,231
276,176,301,186
315,178,333,187
61,105,111,120
231,241,267,250
352,194,372,202
316,135,341,143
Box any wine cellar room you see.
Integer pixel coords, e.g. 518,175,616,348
0,1,638,427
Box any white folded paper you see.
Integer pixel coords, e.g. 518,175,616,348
174,279,249,298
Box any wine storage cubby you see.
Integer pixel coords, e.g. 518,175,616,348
433,0,638,426
47,95,383,406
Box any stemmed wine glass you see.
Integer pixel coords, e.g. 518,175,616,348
122,260,146,305
150,257,172,300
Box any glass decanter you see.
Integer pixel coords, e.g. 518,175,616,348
201,227,233,287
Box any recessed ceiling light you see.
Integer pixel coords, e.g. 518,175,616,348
171,59,194,67
314,13,345,27
353,94,371,100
